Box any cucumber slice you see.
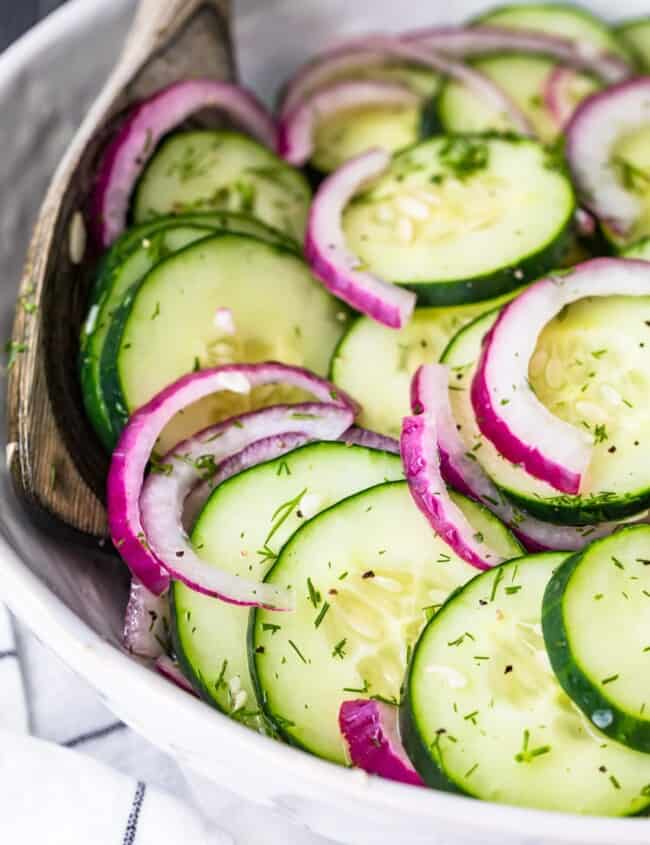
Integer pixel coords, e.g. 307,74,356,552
605,125,650,248
543,525,650,753
403,552,650,816
251,480,522,763
309,64,441,174
172,441,404,729
438,54,600,143
81,214,293,450
330,289,519,438
623,237,650,260
475,4,632,61
441,297,650,524
617,19,650,72
133,130,311,242
311,103,425,175
88,211,296,309
100,233,350,450
342,134,574,306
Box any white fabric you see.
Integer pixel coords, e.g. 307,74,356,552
0,603,334,844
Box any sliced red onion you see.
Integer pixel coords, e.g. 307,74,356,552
278,80,421,166
305,148,416,329
339,699,424,787
412,364,619,553
388,39,532,135
122,579,170,659
155,656,199,697
183,430,314,529
139,400,353,603
107,363,356,606
471,259,650,495
565,78,650,238
92,80,277,247
574,207,597,239
280,37,403,117
543,66,581,130
400,412,505,571
406,26,630,84
340,426,400,454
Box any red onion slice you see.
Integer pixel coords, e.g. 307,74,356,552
122,579,170,659
155,656,199,697
278,80,421,166
305,148,416,329
92,80,277,247
406,26,630,84
471,259,650,495
339,699,424,787
340,426,400,454
412,364,619,553
400,412,506,571
108,363,356,606
140,401,352,603
388,39,532,135
566,78,650,238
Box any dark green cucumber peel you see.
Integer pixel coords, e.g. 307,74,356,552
398,221,572,307
499,486,650,526
542,526,650,753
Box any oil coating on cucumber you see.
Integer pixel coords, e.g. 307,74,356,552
81,214,293,450
251,481,522,763
543,525,650,754
437,54,599,143
342,134,574,306
172,442,404,729
99,233,350,451
402,553,650,816
133,130,311,242
441,296,650,524
330,288,520,439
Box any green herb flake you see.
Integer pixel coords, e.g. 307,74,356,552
332,638,347,659
602,674,619,685
262,623,281,635
288,639,307,664
314,602,330,629
307,577,322,609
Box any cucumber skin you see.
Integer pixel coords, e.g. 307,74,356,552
397,218,573,307
399,580,474,795
498,484,650,526
542,528,650,754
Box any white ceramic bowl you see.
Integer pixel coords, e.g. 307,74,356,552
1,3,649,843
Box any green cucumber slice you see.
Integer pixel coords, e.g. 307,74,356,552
311,102,425,175
133,130,311,242
251,480,522,763
623,237,650,260
330,289,519,439
604,124,650,248
100,233,350,451
403,552,650,816
81,214,293,450
342,134,574,306
437,54,600,143
617,19,650,72
475,4,632,60
441,296,650,524
309,63,441,174
543,525,650,753
172,441,404,729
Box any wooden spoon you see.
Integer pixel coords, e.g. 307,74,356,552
6,0,234,539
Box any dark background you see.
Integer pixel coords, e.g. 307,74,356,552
0,1,66,52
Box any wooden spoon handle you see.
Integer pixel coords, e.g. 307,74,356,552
120,0,232,80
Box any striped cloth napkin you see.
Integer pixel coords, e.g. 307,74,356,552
0,603,232,845
0,602,335,845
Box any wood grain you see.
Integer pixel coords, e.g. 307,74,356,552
6,0,235,539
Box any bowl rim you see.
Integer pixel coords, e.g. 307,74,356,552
1,0,649,839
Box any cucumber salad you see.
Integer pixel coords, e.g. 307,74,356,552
80,3,650,817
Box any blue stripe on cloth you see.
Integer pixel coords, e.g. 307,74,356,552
123,781,146,845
